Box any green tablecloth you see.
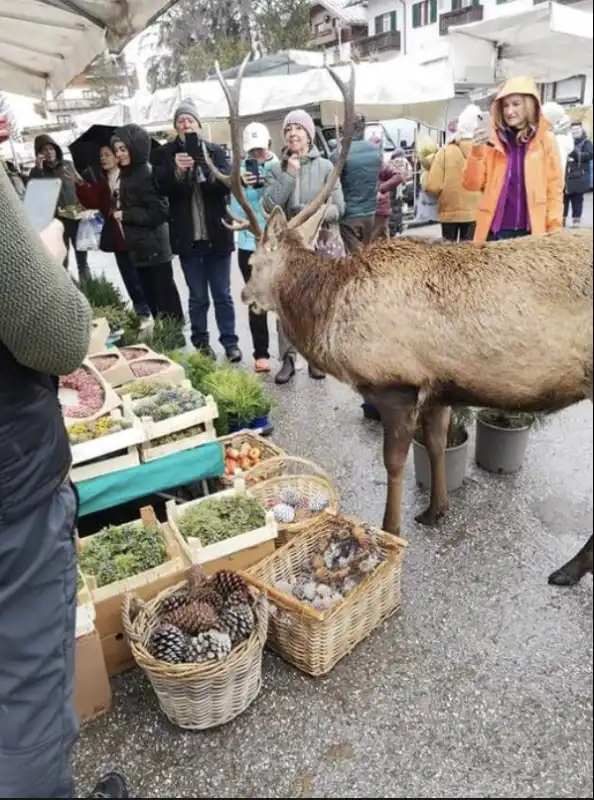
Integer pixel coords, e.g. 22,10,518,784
76,441,224,517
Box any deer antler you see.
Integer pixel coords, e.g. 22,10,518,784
288,63,356,231
202,53,263,239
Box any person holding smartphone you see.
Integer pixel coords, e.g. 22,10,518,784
151,100,242,362
231,122,279,373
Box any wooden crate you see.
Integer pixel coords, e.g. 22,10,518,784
88,318,110,355
60,359,122,428
88,348,135,388
79,507,186,604
119,344,158,362
76,568,95,638
166,485,278,566
138,396,219,462
69,405,146,482
127,355,186,386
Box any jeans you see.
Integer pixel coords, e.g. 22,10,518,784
179,243,238,349
563,193,584,222
136,262,185,323
441,221,476,242
61,217,90,282
237,248,269,359
114,251,151,318
0,481,79,798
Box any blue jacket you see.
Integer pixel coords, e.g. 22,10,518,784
336,136,382,219
232,154,279,252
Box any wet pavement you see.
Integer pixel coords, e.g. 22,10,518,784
73,199,593,798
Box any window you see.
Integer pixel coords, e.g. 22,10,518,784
374,10,398,35
452,0,480,8
553,75,586,105
412,0,438,28
57,114,71,125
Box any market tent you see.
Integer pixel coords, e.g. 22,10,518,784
0,0,177,97
216,51,326,79
448,1,593,84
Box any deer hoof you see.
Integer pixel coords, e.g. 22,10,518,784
548,563,588,587
415,506,447,527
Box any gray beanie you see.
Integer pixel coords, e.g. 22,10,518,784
174,99,200,127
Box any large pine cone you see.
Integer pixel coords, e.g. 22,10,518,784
210,570,251,602
163,599,220,635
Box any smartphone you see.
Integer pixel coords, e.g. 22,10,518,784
245,157,262,187
185,131,203,161
23,178,62,233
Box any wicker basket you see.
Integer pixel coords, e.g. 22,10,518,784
244,455,332,486
248,472,340,545
220,432,285,487
121,581,268,730
242,513,407,677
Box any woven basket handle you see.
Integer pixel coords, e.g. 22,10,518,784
121,592,147,644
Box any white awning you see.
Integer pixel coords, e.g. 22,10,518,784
448,1,593,84
0,0,177,97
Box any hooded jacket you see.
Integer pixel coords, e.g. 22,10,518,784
113,124,172,267
462,76,563,242
425,138,480,223
29,134,78,212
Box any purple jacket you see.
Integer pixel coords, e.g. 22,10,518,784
491,128,532,234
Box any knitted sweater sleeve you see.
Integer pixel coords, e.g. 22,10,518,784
0,167,92,375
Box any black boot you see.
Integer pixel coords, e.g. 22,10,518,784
90,772,128,798
308,364,326,380
194,341,216,360
275,355,295,385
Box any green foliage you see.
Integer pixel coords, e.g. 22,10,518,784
177,495,266,545
254,0,311,53
143,315,186,353
169,350,217,393
203,367,273,435
79,523,168,587
80,273,126,309
118,379,177,400
92,304,132,333
186,37,251,82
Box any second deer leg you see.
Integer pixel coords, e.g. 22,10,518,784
370,389,418,536
548,534,593,587
416,404,451,527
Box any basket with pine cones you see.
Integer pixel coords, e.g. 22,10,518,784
121,564,268,730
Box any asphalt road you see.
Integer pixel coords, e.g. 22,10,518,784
72,196,593,798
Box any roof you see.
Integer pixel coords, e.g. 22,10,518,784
0,0,177,98
310,0,368,26
216,51,326,80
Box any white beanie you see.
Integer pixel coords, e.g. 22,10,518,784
542,101,572,135
455,104,482,140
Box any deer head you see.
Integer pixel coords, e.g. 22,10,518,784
204,54,356,314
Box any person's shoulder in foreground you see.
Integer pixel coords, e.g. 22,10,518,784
0,167,91,375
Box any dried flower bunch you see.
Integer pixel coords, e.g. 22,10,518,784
67,415,131,445
59,366,105,418
133,386,207,422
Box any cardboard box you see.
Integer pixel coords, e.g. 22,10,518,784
74,628,112,725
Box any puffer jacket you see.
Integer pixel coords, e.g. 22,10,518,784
262,146,345,227
425,139,480,223
336,136,382,219
376,162,405,218
231,154,279,252
113,124,172,267
565,133,593,196
29,133,78,213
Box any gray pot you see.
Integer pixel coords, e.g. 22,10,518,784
412,434,469,493
475,414,532,475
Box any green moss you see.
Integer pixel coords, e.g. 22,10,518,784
79,523,168,588
177,496,266,546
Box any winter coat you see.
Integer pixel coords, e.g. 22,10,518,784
336,136,382,219
262,146,345,228
76,174,126,252
29,133,78,213
151,137,234,256
425,139,480,223
376,162,405,218
462,76,563,243
541,103,574,176
113,124,172,267
565,134,593,196
231,154,279,252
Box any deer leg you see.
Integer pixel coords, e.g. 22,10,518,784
369,388,418,536
415,404,451,527
548,535,593,586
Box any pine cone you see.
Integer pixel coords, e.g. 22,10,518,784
193,587,225,612
158,590,190,616
219,603,255,646
163,599,220,635
149,623,188,664
187,564,208,597
187,630,232,662
210,570,250,602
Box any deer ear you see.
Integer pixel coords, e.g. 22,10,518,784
293,204,328,250
261,206,288,249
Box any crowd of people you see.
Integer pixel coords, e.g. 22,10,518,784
0,73,593,799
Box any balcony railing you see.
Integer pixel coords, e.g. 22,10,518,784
356,30,401,59
440,4,484,36
45,97,103,112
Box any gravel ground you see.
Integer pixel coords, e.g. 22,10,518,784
72,197,593,798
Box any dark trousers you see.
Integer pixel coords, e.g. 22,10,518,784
563,193,584,221
237,248,269,360
340,215,375,253
61,217,90,281
114,251,151,318
441,221,476,242
137,261,185,323
179,243,238,349
0,481,79,798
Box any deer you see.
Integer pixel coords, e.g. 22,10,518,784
204,55,594,588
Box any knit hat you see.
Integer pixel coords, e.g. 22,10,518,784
542,102,572,136
455,104,482,140
282,109,316,144
173,99,200,127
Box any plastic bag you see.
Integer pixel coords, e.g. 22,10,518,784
76,216,102,251
415,189,439,223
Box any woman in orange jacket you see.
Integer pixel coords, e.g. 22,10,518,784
462,76,564,243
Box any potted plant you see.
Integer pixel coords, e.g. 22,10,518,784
413,406,473,493
474,409,538,475
202,368,274,436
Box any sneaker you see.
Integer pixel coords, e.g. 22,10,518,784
225,345,243,363
90,771,128,798
254,358,271,373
